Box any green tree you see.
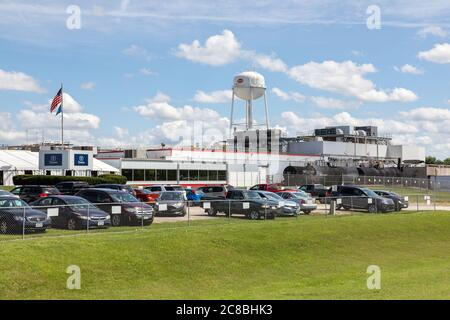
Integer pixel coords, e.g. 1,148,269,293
426,156,437,164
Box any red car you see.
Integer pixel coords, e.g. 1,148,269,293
134,188,158,203
249,184,297,193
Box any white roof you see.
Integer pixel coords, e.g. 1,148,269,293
0,150,119,172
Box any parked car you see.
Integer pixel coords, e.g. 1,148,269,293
55,181,90,195
208,190,279,220
134,188,157,203
0,190,18,198
256,191,300,216
249,184,297,193
196,185,234,199
0,196,51,234
10,185,61,203
299,184,330,203
330,185,395,213
277,191,318,214
373,190,409,211
31,195,110,230
75,188,153,226
94,184,136,197
154,191,187,216
185,188,203,206
143,185,178,201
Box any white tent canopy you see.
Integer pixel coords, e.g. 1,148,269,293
0,150,119,185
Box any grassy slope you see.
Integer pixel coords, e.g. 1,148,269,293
1,212,450,299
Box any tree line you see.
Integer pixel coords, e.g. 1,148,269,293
425,156,450,165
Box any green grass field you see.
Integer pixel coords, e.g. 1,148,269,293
1,211,450,299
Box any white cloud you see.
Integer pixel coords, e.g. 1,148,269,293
0,69,45,93
418,43,450,64
271,87,305,102
0,112,26,143
114,126,129,138
80,82,95,90
193,90,232,103
399,107,450,121
175,29,241,66
134,92,224,121
140,68,157,76
417,26,448,38
288,60,418,102
6,93,101,145
394,64,424,75
123,44,152,60
253,54,288,73
310,96,360,110
80,81,95,90
175,30,288,73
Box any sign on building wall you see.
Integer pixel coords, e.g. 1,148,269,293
44,154,63,166
74,154,89,166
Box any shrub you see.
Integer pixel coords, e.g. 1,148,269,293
12,174,127,186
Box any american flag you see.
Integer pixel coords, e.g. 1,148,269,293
50,88,62,113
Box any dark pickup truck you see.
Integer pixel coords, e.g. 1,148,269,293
299,184,330,202
207,190,280,220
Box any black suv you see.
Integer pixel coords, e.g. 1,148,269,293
75,188,153,226
10,185,61,203
373,190,409,211
55,181,90,195
331,185,395,213
94,184,136,197
208,190,279,220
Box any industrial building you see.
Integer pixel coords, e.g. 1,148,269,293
0,71,429,187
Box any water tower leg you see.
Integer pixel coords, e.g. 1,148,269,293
264,91,269,130
248,87,253,130
230,91,235,136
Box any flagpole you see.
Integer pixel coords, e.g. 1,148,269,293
61,83,64,150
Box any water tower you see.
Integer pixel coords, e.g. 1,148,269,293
230,71,269,133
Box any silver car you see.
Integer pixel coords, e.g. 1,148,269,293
154,191,187,216
257,191,300,216
278,191,317,214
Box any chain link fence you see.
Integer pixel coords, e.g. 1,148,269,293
279,174,449,192
0,192,449,241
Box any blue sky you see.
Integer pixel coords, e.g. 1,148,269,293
1,1,450,157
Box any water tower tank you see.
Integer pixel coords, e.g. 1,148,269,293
233,71,266,100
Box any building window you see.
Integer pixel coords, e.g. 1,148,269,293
189,170,199,181
180,170,189,181
218,170,227,181
167,170,177,181
145,169,156,181
121,169,133,181
209,170,218,181
199,170,208,181
24,170,33,175
156,170,167,181
134,169,145,181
